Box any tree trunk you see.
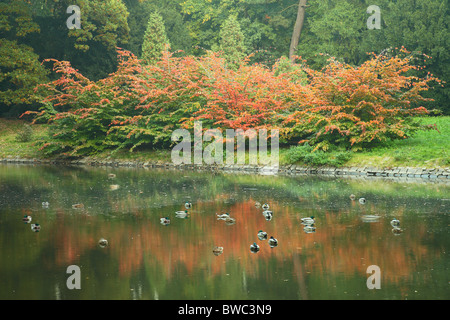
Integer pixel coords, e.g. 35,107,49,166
289,0,308,62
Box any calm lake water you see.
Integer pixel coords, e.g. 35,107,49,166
0,164,448,300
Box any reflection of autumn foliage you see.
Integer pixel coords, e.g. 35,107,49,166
45,198,442,289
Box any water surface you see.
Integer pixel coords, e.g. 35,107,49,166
0,164,448,300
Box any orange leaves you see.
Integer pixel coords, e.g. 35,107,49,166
190,59,295,132
283,50,440,149
32,46,440,156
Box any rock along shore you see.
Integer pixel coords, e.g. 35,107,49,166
1,156,449,182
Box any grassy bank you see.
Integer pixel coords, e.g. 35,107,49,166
342,116,450,168
1,116,449,169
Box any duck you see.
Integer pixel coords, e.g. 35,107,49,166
108,173,116,179
250,242,260,253
175,210,189,218
359,198,366,204
72,203,84,209
301,216,315,225
390,219,400,227
160,217,170,225
212,246,224,256
42,202,49,208
262,203,270,210
257,230,268,240
262,210,273,221
255,202,261,208
22,215,32,223
268,236,278,247
185,202,192,210
31,223,41,232
303,224,316,233
98,238,108,248
216,213,230,220
349,194,356,201
224,215,236,225
392,227,403,235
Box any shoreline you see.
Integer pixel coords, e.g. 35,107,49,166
1,156,449,182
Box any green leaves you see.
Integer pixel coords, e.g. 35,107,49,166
141,11,170,65
68,0,130,51
0,0,40,38
0,39,48,108
219,15,247,70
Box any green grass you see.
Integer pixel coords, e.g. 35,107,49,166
0,120,48,158
279,116,450,169
343,116,450,169
1,116,449,169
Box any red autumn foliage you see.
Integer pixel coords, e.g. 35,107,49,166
282,48,441,150
25,46,441,156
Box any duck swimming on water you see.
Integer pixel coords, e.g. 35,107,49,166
257,230,268,240
268,236,278,247
212,246,224,256
98,238,108,248
263,210,273,221
176,210,189,218
160,217,170,225
301,216,315,225
390,219,400,227
250,242,260,253
216,213,230,219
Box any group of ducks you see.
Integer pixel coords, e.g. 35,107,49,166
249,203,278,254
350,194,366,204
21,201,50,232
23,201,91,232
22,214,41,232
214,203,278,255
24,201,111,247
250,230,278,253
215,203,279,255
216,212,236,224
160,202,193,226
351,194,403,235
255,202,273,221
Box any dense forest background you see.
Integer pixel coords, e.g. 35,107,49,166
1,0,448,118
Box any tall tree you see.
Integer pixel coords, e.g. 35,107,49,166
141,11,170,65
289,0,308,62
67,0,130,52
24,0,131,80
219,15,247,69
123,0,192,57
0,0,48,116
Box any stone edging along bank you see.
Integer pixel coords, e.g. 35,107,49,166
1,157,450,181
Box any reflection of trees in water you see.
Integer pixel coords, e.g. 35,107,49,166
0,165,448,299
34,199,444,299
